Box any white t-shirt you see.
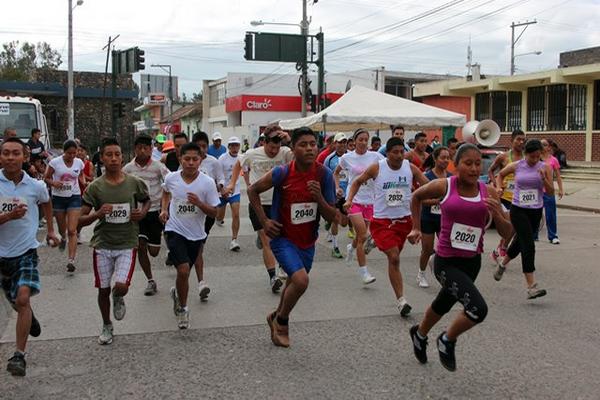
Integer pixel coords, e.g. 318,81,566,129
163,171,221,241
123,158,169,212
219,151,240,196
48,156,84,197
199,155,224,185
239,146,294,205
339,150,384,205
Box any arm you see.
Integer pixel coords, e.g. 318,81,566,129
554,166,564,199
306,176,339,225
130,198,151,222
187,191,218,219
43,165,62,189
496,161,517,194
333,164,343,197
407,179,448,244
159,190,171,224
487,153,506,184
226,160,243,194
79,203,111,228
485,185,513,241
344,163,379,209
410,164,429,186
247,170,281,238
540,165,554,195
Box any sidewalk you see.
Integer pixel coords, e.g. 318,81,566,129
557,180,600,213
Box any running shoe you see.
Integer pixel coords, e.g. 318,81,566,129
347,229,355,239
551,238,560,245
144,280,157,296
170,287,180,315
324,221,332,231
216,220,225,227
256,235,263,250
527,283,547,300
364,234,376,255
112,293,126,321
276,266,288,280
362,271,376,285
417,270,429,288
490,248,500,264
176,307,190,329
345,243,355,266
198,281,210,301
6,352,26,376
66,261,76,273
270,276,283,293
58,239,66,251
437,332,457,371
493,264,506,282
98,324,114,345
229,239,241,251
331,247,343,259
397,297,412,317
326,232,333,242
30,311,41,337
409,324,428,364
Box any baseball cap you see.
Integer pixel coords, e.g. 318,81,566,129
155,134,167,144
212,132,222,141
334,132,347,142
228,136,241,145
162,140,175,152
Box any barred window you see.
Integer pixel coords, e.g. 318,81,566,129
507,91,522,131
527,86,546,131
475,92,490,121
595,80,600,130
568,84,586,131
547,84,567,131
491,91,507,131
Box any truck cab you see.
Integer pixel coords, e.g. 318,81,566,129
0,95,49,146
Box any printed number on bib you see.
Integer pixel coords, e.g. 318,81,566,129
174,199,198,218
0,196,26,213
450,223,482,252
54,182,73,196
519,189,539,206
506,181,515,192
105,203,130,224
386,188,406,206
291,202,317,225
430,204,441,215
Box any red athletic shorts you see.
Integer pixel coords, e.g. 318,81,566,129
369,216,413,252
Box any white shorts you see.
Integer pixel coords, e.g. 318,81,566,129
93,248,137,289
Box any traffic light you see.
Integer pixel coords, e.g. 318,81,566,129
244,33,254,60
112,102,126,119
134,47,145,71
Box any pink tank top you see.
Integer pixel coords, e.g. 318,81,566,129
436,176,488,258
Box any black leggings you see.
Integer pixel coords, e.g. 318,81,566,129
507,205,542,274
431,254,488,324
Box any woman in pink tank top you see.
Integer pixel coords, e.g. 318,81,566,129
405,143,513,371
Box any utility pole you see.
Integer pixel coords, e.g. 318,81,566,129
510,20,537,75
100,35,119,137
301,0,309,117
67,0,74,140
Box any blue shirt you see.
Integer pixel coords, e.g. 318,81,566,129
0,170,49,257
208,144,226,159
323,151,348,193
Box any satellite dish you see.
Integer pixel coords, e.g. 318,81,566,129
345,80,352,93
462,119,500,147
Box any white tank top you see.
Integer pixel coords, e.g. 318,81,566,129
373,159,412,219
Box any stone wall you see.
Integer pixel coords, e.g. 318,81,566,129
559,47,600,68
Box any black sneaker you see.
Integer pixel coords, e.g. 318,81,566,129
30,311,41,337
58,239,66,251
437,332,457,371
409,325,428,364
7,352,26,376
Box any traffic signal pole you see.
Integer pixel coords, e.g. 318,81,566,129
301,0,308,117
111,50,118,136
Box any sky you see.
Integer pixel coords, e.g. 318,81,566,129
1,0,599,97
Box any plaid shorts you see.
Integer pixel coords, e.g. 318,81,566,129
0,249,40,304
92,248,137,289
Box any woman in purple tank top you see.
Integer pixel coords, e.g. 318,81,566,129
405,144,513,371
495,139,554,300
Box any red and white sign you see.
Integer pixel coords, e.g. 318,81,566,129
226,95,302,113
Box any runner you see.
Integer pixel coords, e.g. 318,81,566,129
217,136,243,251
407,143,513,371
1,137,59,376
494,139,552,299
225,124,293,293
160,142,220,329
163,133,188,172
76,144,94,244
446,138,458,174
539,139,564,244
488,129,525,262
405,132,428,171
323,132,348,259
79,138,151,345
208,132,226,159
346,137,428,315
247,127,337,347
44,139,85,273
122,134,169,296
379,125,409,156
336,128,384,284
418,146,451,288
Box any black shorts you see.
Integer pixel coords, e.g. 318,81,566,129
501,198,512,211
336,198,347,215
138,211,163,247
166,231,203,267
421,217,441,235
249,204,271,232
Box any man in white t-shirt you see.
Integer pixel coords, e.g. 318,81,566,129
225,124,293,293
217,136,242,251
160,142,220,329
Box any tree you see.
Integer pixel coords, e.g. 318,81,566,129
191,91,202,103
0,41,62,81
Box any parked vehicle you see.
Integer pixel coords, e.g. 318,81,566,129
0,95,49,146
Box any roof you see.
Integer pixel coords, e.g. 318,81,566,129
159,103,202,123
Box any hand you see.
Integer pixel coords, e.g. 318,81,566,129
336,188,344,198
278,131,291,143
96,204,113,219
307,180,324,202
159,210,169,224
495,186,504,197
187,193,203,207
407,228,422,245
46,231,60,247
220,187,230,199
262,219,282,239
558,189,564,199
342,200,352,212
484,197,503,217
51,181,64,189
130,208,146,222
8,203,28,220
224,185,234,196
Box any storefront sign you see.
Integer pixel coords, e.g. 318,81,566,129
226,95,301,112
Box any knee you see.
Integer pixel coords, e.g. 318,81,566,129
148,247,160,257
464,299,488,324
67,228,77,237
356,231,367,244
14,293,30,310
113,282,129,296
431,299,452,317
293,273,309,292
387,254,400,268
176,266,190,278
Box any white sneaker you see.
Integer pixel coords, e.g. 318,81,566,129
270,276,283,293
551,238,560,245
362,271,376,285
170,287,180,316
98,323,113,345
229,239,241,251
216,220,225,227
397,297,412,317
112,293,126,321
276,266,288,280
345,244,355,266
417,271,429,288
176,308,190,329
198,281,210,301
326,232,333,242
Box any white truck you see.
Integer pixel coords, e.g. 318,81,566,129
0,95,49,146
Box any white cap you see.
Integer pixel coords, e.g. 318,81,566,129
334,132,347,142
228,136,241,145
212,132,222,141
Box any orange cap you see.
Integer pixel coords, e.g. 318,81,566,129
162,140,175,152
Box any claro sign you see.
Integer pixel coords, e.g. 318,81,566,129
226,95,302,112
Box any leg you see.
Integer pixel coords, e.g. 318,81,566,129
14,286,32,353
175,263,191,308
544,194,557,241
230,202,241,240
419,233,435,272
259,230,277,271
277,269,309,318
55,211,67,240
66,209,80,261
137,239,153,280
216,205,226,223
98,288,111,325
383,246,403,299
349,214,368,266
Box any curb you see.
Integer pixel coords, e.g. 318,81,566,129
557,204,600,213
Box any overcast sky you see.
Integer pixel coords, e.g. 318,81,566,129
1,0,598,96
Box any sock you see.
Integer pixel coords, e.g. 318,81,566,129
276,315,289,325
332,234,338,248
358,266,369,277
148,278,154,283
68,258,75,264
416,329,426,340
442,333,449,342
267,268,276,279
15,350,25,357
397,296,407,307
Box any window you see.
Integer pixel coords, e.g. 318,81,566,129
595,80,600,130
209,83,226,107
0,102,38,139
491,91,507,131
507,91,522,131
568,84,586,131
474,92,490,121
547,84,567,131
475,91,521,131
527,86,546,131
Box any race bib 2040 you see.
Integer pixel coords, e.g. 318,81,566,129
0,196,26,214
291,202,317,225
519,189,540,206
105,203,131,224
450,222,482,252
174,198,199,218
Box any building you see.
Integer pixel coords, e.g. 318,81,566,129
202,68,457,145
414,63,600,161
159,103,202,137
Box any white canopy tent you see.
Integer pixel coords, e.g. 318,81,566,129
279,85,466,131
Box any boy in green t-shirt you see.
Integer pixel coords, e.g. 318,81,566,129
79,138,150,345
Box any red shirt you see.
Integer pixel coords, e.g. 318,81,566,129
316,147,333,164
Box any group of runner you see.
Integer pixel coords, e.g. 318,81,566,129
0,123,559,376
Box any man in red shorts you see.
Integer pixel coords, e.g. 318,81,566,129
346,137,428,316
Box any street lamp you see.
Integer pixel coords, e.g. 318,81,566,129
511,51,542,75
67,0,83,140
150,64,173,123
250,20,301,27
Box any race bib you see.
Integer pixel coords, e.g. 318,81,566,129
430,204,441,215
0,196,26,214
385,188,408,207
339,170,348,182
519,189,539,206
506,180,515,192
450,222,482,252
291,202,317,225
174,199,199,218
105,203,130,224
53,182,74,196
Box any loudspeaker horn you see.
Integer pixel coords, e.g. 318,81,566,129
461,119,500,147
